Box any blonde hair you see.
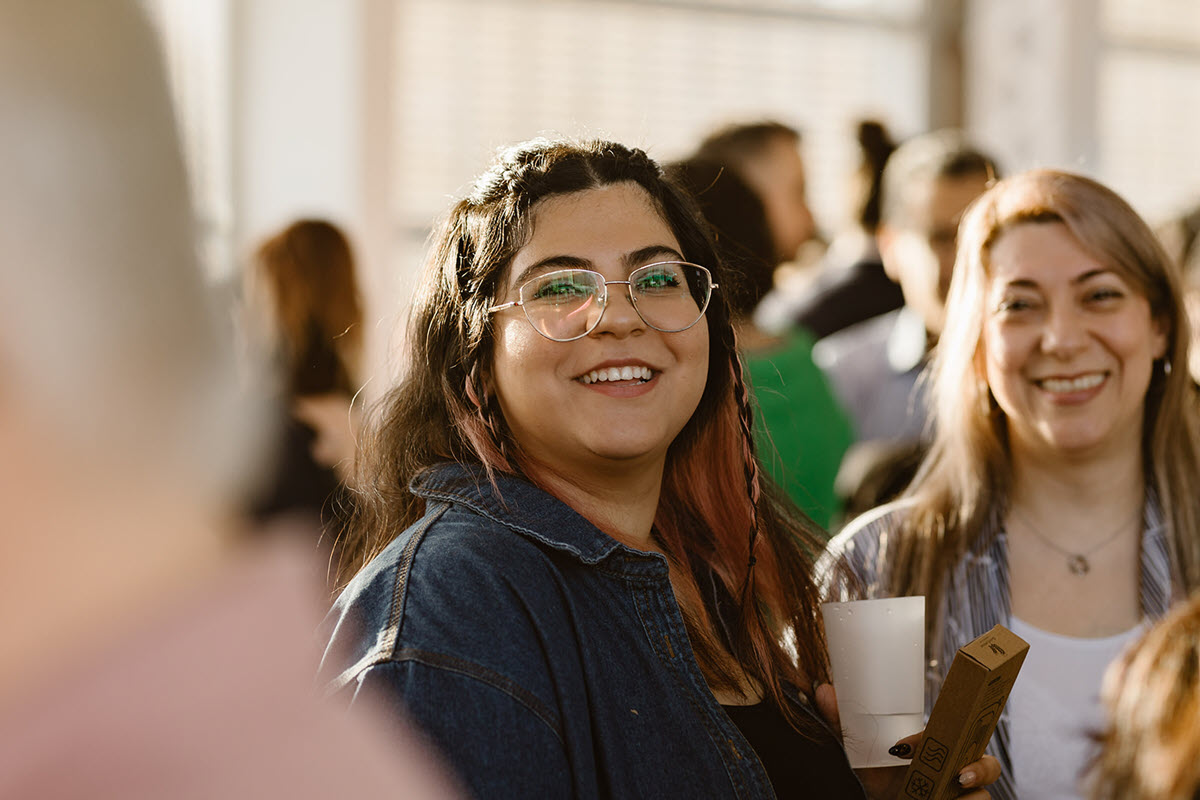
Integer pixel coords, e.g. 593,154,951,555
1094,591,1200,800
882,169,1200,635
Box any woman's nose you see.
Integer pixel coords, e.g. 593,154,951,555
589,285,644,337
1041,303,1087,356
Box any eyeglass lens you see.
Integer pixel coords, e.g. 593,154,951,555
520,262,711,341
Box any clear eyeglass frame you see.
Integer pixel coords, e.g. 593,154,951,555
486,261,718,342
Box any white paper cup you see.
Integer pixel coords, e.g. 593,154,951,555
821,596,925,768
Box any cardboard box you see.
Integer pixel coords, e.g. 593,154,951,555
900,624,1029,800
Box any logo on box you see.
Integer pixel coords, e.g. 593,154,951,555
919,737,949,770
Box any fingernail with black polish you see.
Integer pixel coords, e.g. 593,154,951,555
888,743,912,758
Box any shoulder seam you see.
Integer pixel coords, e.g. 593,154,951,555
372,648,564,743
383,501,451,656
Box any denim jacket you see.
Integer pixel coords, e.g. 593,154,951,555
320,463,856,799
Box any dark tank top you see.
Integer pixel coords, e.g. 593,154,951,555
722,701,868,799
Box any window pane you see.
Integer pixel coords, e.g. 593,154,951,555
391,0,926,237
1098,49,1200,221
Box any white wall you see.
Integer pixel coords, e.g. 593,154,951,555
232,0,364,247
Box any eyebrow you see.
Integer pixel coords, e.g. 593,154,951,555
1001,268,1116,290
511,244,685,286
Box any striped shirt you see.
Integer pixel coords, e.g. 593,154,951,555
818,492,1171,800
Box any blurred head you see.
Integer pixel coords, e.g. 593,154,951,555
932,169,1188,490
697,121,815,263
847,119,897,236
878,130,996,336
246,218,364,396
0,0,266,509
666,157,776,320
1094,592,1200,800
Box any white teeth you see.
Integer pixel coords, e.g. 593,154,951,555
1039,373,1105,393
580,365,653,384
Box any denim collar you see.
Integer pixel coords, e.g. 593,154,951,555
411,462,661,569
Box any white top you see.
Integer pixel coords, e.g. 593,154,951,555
1006,616,1146,800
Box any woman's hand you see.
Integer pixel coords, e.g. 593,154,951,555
814,683,1001,800
293,392,360,480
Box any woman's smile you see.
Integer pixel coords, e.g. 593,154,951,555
1031,371,1108,403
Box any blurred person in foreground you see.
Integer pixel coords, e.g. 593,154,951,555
667,156,853,532
1092,590,1200,800
0,2,460,797
822,169,1200,800
244,218,364,538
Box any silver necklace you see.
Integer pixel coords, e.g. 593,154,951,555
1009,505,1142,576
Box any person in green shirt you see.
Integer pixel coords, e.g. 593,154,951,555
668,156,853,533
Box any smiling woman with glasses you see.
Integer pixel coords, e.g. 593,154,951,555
320,138,999,799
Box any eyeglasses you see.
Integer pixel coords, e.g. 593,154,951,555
487,261,718,342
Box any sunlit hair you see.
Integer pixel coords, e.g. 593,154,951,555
1094,591,1200,800
696,120,800,174
863,169,1200,644
337,138,831,727
245,218,364,396
0,0,267,507
880,128,997,229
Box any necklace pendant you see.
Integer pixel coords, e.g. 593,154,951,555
1068,555,1090,576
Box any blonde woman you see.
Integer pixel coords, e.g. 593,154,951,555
823,169,1200,800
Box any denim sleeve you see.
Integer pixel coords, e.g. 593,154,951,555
353,659,572,799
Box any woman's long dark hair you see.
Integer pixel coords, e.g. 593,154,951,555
338,138,832,729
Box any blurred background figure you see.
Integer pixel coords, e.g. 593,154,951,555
756,119,903,340
243,218,364,539
667,156,852,531
1092,590,1200,800
696,121,817,269
0,1,460,797
815,129,996,519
